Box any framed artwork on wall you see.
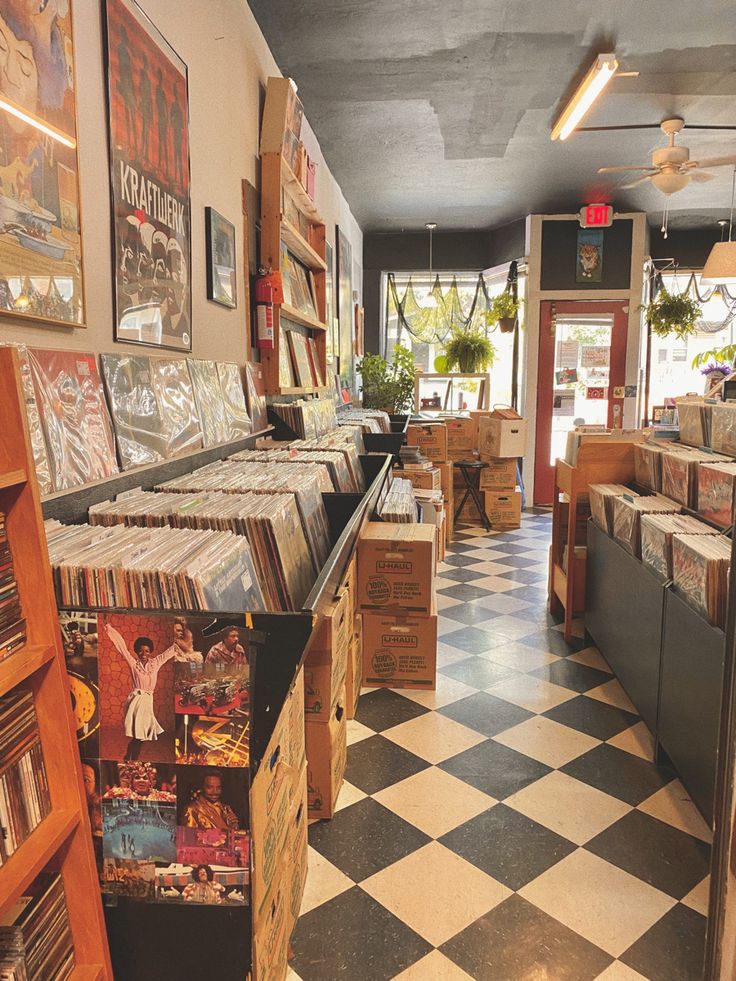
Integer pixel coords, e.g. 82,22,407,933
205,207,236,309
324,240,335,367
0,1,85,327
336,225,353,387
576,228,604,283
104,0,192,351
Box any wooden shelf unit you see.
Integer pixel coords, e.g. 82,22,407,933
549,441,637,641
260,77,328,396
0,348,112,979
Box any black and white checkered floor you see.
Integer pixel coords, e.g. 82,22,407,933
289,511,711,981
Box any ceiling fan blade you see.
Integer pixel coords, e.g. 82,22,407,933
620,174,655,189
687,155,736,169
597,166,656,174
689,170,715,183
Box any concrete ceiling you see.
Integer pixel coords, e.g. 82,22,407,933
247,0,736,233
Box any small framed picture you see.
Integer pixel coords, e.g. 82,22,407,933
205,208,237,308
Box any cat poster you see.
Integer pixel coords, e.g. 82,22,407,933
576,228,604,283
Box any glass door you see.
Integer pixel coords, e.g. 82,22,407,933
534,300,629,505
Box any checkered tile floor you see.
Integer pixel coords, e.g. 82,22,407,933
288,512,711,981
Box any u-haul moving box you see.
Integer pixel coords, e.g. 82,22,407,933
361,613,437,691
357,523,436,614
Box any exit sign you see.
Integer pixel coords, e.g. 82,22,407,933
580,204,613,228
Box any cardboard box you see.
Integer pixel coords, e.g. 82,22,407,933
443,501,453,544
436,461,453,506
362,613,437,691
407,422,448,463
479,409,527,459
469,409,492,446
357,523,436,615
448,446,477,463
393,467,441,490
306,695,347,819
251,706,294,925
345,620,362,720
444,417,475,452
485,488,522,528
304,590,350,722
252,869,289,981
284,764,308,937
286,668,306,773
340,553,357,632
479,458,518,492
436,462,454,541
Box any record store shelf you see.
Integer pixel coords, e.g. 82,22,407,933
586,519,727,824
81,451,392,981
41,427,276,525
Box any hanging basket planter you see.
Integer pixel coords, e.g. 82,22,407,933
485,292,522,334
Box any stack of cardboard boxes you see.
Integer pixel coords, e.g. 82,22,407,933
357,523,438,692
302,551,363,823
402,422,455,549
251,669,308,980
303,585,350,822
478,408,527,529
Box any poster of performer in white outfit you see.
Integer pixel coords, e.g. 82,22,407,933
105,623,177,760
98,613,178,763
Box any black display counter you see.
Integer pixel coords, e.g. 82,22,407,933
586,521,666,734
659,589,725,824
586,520,725,825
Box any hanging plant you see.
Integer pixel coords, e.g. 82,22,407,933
443,327,496,373
645,289,702,340
485,292,522,333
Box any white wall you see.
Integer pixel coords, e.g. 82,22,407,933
0,0,362,363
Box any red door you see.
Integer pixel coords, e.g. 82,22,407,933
534,300,629,505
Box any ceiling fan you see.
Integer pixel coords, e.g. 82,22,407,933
597,118,736,195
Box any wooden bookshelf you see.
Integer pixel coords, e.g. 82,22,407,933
0,348,112,978
260,76,328,395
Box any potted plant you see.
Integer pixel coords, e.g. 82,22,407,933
486,292,521,333
356,344,416,413
692,343,736,370
645,289,702,340
443,326,496,373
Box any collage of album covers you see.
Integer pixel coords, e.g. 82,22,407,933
60,609,253,906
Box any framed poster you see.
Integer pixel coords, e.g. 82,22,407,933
336,225,353,386
576,228,604,283
0,2,84,326
104,0,192,351
205,207,236,309
325,240,335,367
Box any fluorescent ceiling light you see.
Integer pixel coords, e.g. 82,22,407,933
0,94,76,149
551,54,619,141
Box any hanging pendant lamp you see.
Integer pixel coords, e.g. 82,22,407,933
702,168,736,285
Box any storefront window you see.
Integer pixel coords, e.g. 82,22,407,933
381,269,524,409
647,272,736,414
